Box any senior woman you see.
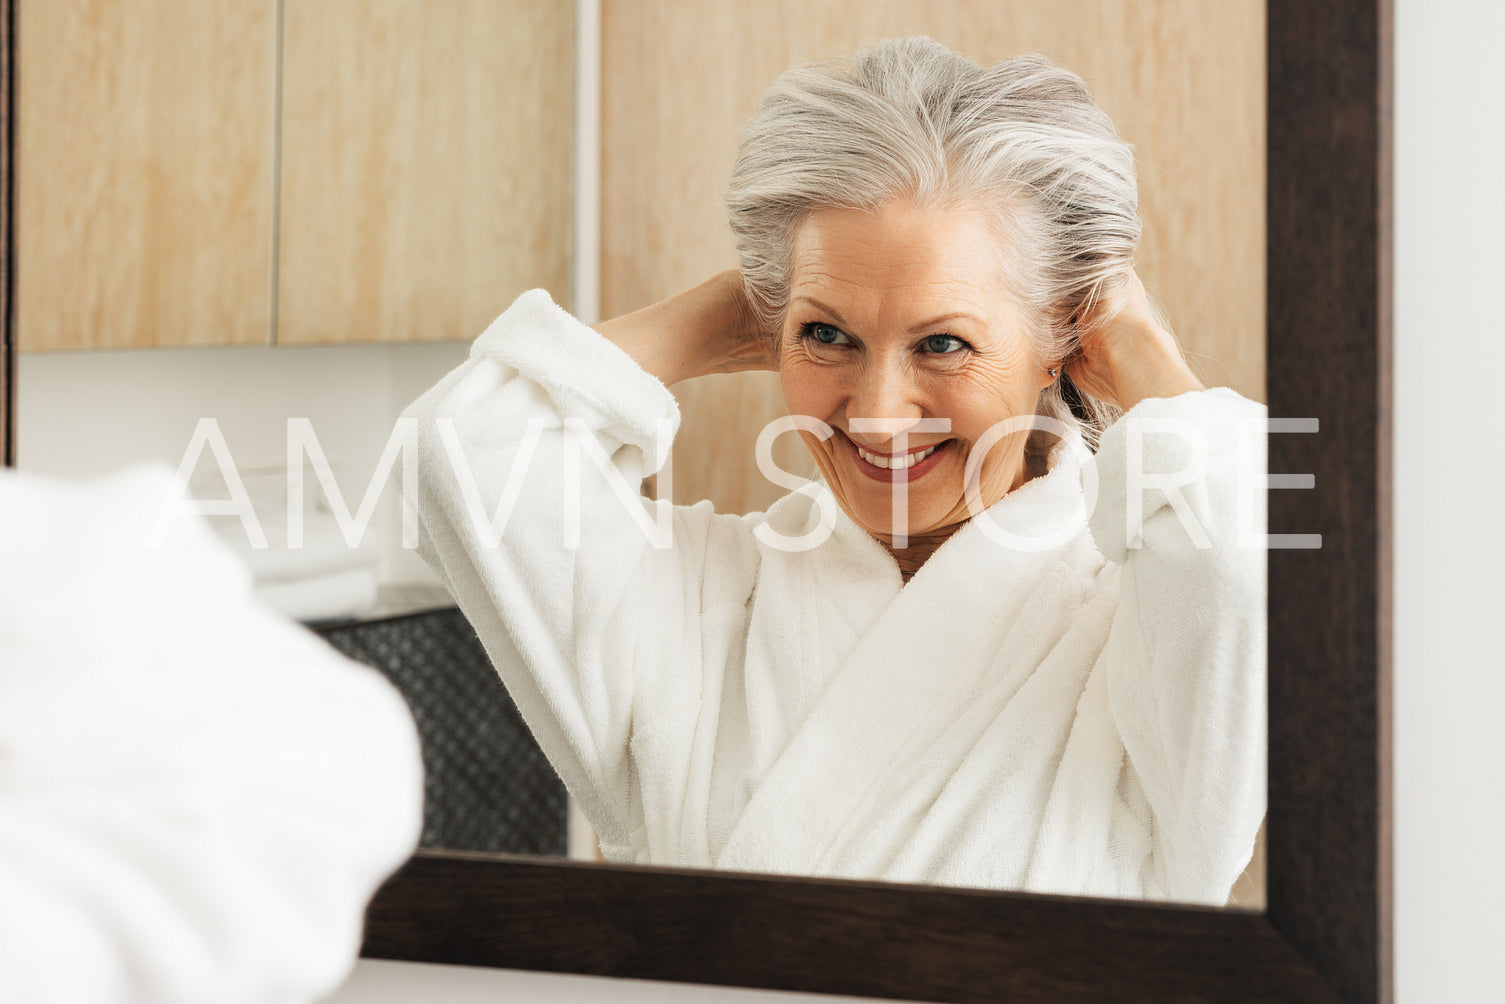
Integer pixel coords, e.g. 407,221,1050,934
403,37,1265,905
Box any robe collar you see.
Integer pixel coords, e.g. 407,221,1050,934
716,431,1098,876
805,427,1093,594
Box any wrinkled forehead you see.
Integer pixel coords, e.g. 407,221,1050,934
785,201,1031,333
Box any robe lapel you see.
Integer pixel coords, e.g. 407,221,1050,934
716,440,1092,876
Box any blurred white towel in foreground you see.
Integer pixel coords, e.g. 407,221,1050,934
0,464,423,1004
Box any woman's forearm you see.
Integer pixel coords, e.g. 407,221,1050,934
592,271,770,386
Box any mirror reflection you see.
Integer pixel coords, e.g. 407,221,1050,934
14,0,1265,910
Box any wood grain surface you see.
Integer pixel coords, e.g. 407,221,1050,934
365,852,1334,1004
1267,0,1392,997
17,0,275,350
277,0,573,344
602,0,1265,515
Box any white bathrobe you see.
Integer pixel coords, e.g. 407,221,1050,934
0,465,423,1004
404,289,1266,905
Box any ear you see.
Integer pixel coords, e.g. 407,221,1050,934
1039,299,1084,387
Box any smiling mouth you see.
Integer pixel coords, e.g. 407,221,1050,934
854,442,939,470
844,434,954,482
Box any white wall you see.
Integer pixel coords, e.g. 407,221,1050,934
16,340,468,585
1392,0,1505,1000
319,961,919,1004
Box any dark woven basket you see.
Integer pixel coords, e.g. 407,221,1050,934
316,607,567,856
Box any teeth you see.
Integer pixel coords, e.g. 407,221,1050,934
857,443,939,470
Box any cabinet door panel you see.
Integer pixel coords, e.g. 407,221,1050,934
278,0,573,345
18,0,275,351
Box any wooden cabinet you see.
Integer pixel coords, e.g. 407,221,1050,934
17,0,573,351
18,0,276,350
278,0,572,345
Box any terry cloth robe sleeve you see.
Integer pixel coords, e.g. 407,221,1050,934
0,465,423,1004
400,289,750,857
1084,388,1267,903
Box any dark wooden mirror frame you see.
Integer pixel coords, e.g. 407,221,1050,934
0,0,1391,1000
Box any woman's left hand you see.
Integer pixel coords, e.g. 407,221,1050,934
594,270,774,387
1063,269,1204,412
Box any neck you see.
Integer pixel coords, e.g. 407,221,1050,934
876,524,965,583
873,455,1044,583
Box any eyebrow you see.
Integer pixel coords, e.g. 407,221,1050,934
789,296,983,334
905,311,983,334
790,296,853,330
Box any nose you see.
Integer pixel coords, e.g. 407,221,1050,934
849,359,924,435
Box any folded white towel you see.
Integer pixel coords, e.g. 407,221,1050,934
255,566,381,623
210,507,380,585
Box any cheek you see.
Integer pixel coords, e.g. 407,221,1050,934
778,361,841,421
941,362,1039,439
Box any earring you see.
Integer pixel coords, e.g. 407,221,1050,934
1048,367,1059,378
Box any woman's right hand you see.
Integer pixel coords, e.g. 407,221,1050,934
1064,269,1202,412
592,270,776,386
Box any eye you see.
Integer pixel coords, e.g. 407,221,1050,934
921,334,968,355
801,321,851,347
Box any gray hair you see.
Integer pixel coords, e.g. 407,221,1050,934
725,36,1139,455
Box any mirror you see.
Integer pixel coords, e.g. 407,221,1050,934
5,0,1390,999
15,1,1265,896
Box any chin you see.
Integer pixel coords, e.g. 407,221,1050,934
848,499,955,541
